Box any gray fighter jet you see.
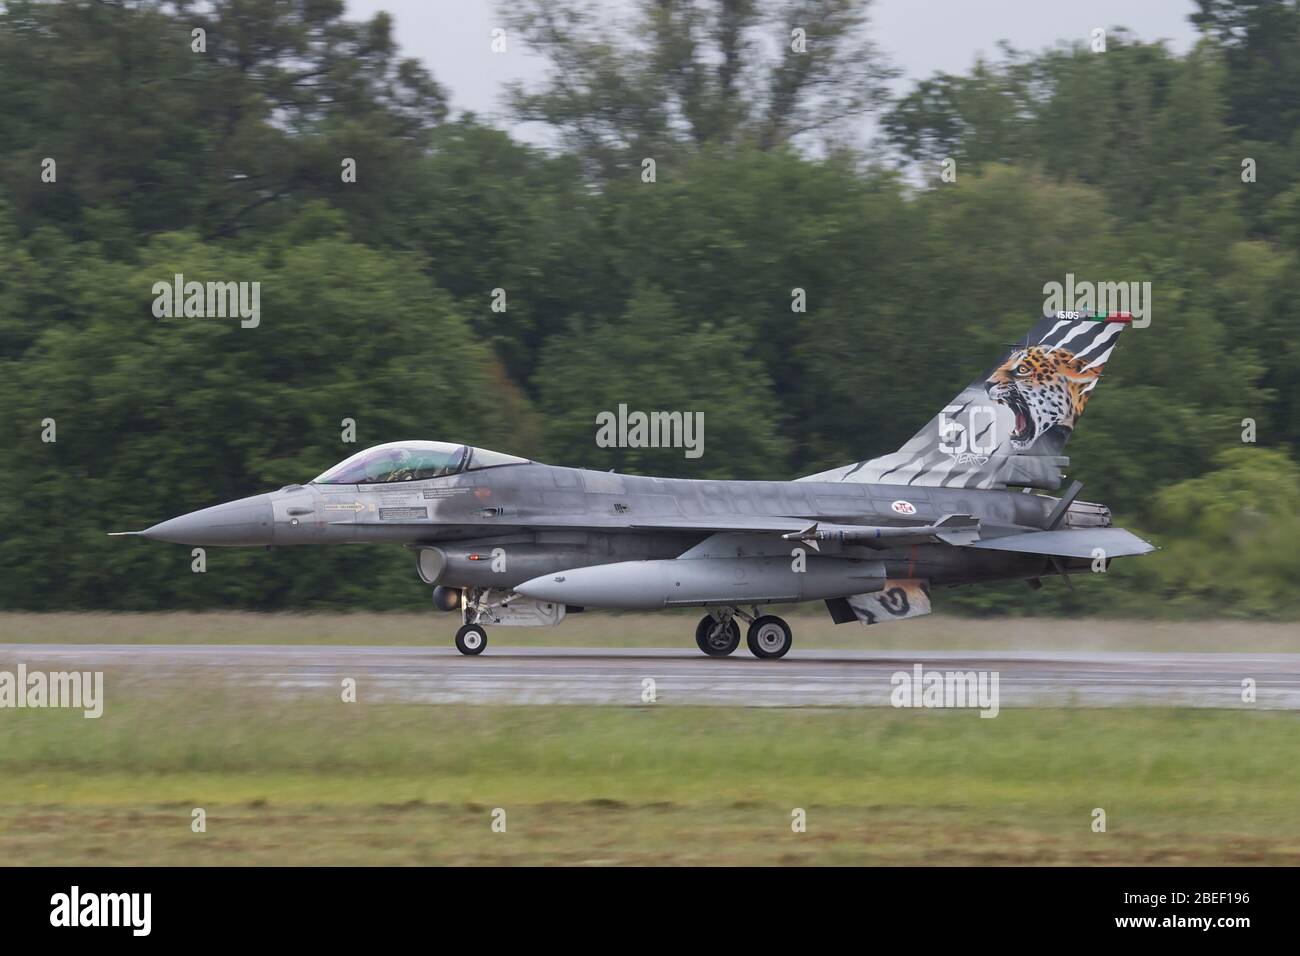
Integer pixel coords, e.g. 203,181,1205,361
113,313,1153,657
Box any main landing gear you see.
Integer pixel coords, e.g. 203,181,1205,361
694,608,793,660
695,614,741,656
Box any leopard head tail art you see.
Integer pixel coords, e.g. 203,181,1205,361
984,346,1102,451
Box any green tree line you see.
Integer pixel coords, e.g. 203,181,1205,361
0,0,1296,617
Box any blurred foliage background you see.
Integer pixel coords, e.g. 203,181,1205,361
0,0,1296,617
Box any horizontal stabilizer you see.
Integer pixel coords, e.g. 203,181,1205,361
965,527,1154,559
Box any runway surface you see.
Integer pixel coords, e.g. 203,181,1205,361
2,643,1299,709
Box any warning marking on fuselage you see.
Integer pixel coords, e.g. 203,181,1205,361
379,507,428,521
423,487,470,499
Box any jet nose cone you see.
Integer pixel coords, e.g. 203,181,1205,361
141,494,274,546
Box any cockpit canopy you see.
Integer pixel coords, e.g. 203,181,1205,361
312,441,529,485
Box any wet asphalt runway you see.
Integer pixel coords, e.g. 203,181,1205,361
1,644,1298,709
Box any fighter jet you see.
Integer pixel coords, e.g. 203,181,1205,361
113,312,1153,657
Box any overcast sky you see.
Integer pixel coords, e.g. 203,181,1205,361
348,0,1201,137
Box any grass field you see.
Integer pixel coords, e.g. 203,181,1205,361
2,683,1298,865
2,611,1298,652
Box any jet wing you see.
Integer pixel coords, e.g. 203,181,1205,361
624,516,812,533
347,513,982,549
964,527,1154,559
631,514,980,549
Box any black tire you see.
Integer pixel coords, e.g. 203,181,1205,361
455,623,488,655
746,615,792,659
694,615,740,657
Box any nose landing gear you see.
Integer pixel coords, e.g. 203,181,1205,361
454,622,488,655
454,586,489,656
